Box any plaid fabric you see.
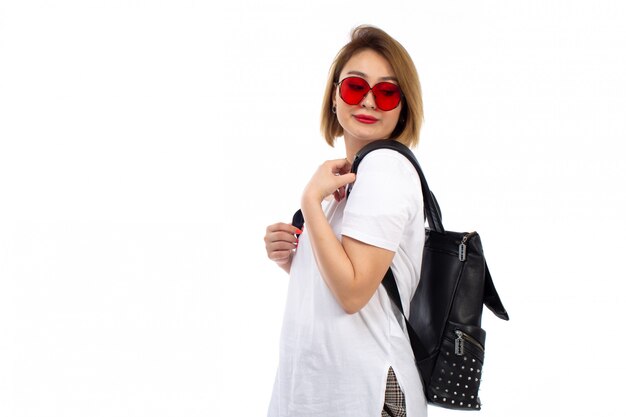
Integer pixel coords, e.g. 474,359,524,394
381,367,407,417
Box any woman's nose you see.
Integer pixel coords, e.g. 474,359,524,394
360,90,376,110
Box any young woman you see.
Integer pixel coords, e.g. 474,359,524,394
264,25,426,417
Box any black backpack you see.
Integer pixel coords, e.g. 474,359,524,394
292,139,509,410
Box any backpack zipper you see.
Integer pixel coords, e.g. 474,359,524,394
454,330,484,356
458,232,477,261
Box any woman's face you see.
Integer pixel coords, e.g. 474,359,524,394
334,48,402,146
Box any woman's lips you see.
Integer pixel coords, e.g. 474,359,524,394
354,114,378,124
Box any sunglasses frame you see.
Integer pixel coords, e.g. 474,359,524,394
335,76,403,111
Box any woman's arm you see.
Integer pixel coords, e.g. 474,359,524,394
301,159,395,314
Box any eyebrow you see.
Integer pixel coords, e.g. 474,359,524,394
346,70,398,82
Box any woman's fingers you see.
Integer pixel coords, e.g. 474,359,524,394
304,159,356,204
329,158,352,175
267,243,297,264
265,230,298,245
333,185,348,202
265,222,301,262
265,223,301,244
267,239,299,252
265,222,302,237
333,172,356,190
269,249,293,265
328,159,356,188
333,189,341,202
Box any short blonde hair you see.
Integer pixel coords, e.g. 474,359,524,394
321,25,423,148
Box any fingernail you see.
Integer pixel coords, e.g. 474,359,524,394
295,228,303,234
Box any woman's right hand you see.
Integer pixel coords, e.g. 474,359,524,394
264,222,302,273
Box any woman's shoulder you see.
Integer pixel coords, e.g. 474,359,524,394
357,148,419,182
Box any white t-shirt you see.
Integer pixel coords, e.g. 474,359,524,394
269,149,427,417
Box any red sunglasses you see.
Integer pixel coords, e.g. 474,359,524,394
337,76,403,111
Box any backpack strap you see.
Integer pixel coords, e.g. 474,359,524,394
291,208,304,235
350,140,444,233
381,268,431,362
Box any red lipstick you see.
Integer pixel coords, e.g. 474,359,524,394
354,114,378,124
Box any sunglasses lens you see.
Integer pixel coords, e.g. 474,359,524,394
339,77,401,111
339,77,370,105
372,82,401,111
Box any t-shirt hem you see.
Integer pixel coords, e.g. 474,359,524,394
342,227,398,252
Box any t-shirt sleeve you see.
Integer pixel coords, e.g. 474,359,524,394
342,149,423,252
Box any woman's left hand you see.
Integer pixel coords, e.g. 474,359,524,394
302,158,356,205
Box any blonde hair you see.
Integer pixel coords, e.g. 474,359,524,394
321,25,423,148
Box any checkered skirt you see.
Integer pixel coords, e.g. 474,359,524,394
381,367,406,417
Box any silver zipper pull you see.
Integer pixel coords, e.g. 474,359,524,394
458,242,467,261
454,330,465,356
458,232,476,261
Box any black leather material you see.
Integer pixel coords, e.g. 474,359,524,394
352,140,509,410
291,209,304,237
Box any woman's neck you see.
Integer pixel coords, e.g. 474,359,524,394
343,136,385,164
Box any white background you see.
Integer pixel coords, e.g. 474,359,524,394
1,1,625,416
